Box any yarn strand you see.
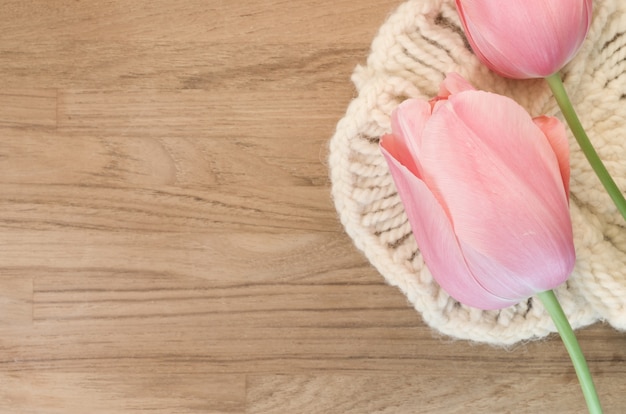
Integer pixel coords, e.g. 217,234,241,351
537,290,603,414
545,73,626,221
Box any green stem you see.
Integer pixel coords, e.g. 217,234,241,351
545,73,626,221
537,290,603,414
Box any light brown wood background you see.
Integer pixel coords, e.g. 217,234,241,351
0,1,624,413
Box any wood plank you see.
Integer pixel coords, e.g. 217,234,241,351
246,373,626,413
0,0,397,44
31,268,396,323
0,230,355,280
0,269,622,376
0,0,389,90
0,371,245,414
57,89,349,138
0,185,337,234
0,131,331,188
1,315,623,376
0,42,367,90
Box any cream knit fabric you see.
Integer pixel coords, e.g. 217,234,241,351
329,0,626,345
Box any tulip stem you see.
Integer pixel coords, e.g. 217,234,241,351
545,73,626,221
537,290,603,414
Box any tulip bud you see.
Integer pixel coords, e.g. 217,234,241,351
455,0,592,79
380,73,575,309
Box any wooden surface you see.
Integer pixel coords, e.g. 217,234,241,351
0,1,624,413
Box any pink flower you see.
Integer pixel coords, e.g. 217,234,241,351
455,0,592,79
380,73,575,309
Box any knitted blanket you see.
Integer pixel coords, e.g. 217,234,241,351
329,0,626,345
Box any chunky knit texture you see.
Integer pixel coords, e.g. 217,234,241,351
329,0,626,345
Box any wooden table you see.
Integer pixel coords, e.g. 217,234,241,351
1,1,624,412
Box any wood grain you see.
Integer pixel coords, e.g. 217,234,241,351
247,373,626,413
1,1,625,413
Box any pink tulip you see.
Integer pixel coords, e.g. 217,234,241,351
380,73,575,309
455,0,592,78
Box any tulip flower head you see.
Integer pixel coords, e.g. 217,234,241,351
455,0,592,78
380,73,575,309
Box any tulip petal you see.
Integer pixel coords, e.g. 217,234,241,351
420,91,574,298
533,115,570,196
381,144,519,310
438,72,476,98
384,99,432,177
